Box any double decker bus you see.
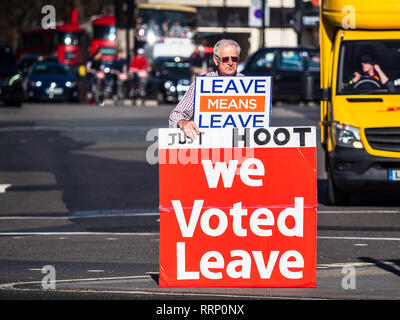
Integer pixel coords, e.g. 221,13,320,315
135,4,197,59
17,9,88,66
89,16,117,62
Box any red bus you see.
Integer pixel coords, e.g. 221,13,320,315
90,16,117,62
17,9,89,66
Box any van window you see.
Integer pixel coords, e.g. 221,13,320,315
338,40,400,95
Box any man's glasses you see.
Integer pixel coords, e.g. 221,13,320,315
214,54,239,63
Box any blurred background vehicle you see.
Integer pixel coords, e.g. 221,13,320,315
17,9,89,69
18,54,59,79
27,61,79,102
240,47,320,102
89,15,117,63
147,57,191,104
0,44,23,107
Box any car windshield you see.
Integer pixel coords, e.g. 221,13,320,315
338,40,400,95
162,61,190,75
277,50,304,71
307,51,320,71
31,63,71,75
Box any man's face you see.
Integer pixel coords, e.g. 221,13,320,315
362,62,373,73
213,45,239,76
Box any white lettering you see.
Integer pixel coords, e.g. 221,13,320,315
277,197,304,237
279,250,304,279
177,242,199,280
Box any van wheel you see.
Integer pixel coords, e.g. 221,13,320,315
327,166,348,205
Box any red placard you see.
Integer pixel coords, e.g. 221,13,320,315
159,127,317,287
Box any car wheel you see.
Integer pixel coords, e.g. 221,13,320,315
327,165,348,206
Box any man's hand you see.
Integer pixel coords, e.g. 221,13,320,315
177,120,199,140
374,64,389,84
352,72,361,83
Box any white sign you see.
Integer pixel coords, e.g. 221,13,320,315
193,76,272,129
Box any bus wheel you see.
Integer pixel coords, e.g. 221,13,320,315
327,166,348,206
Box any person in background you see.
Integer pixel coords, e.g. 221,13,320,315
110,50,127,99
111,50,127,73
86,50,103,97
169,21,183,38
189,45,205,81
129,48,150,74
169,39,243,139
129,48,151,99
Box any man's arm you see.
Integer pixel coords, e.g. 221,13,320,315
169,82,199,139
169,82,195,127
374,64,389,84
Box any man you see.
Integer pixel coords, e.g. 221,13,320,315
169,39,242,139
350,54,388,86
129,48,151,74
189,45,204,81
86,50,104,97
129,48,151,99
111,50,127,73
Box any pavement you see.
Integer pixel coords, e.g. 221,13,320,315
2,262,399,300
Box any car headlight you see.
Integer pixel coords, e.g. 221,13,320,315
65,81,76,88
30,81,42,87
164,81,173,89
334,122,363,149
8,74,21,86
164,81,176,92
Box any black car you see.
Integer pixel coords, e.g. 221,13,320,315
240,47,320,102
147,57,191,103
18,54,59,78
26,61,79,102
0,44,24,106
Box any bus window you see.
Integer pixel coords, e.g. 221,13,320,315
137,8,196,41
58,32,81,46
93,25,116,41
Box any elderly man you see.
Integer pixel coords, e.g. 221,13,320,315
169,39,243,139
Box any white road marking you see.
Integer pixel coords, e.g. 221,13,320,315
0,232,398,242
318,210,400,214
0,184,11,193
318,236,400,241
0,232,158,236
0,213,160,220
0,216,69,220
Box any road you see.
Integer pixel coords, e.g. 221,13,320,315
0,101,399,300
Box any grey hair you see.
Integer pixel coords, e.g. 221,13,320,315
213,39,241,57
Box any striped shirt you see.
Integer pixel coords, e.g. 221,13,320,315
169,71,244,128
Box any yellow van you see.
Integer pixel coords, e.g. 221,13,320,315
320,0,400,204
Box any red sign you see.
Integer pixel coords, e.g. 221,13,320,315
159,127,317,287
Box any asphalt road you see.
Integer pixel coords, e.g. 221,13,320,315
0,101,399,301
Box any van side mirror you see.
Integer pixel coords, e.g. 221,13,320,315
321,88,331,101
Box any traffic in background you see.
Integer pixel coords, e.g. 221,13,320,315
1,3,320,108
